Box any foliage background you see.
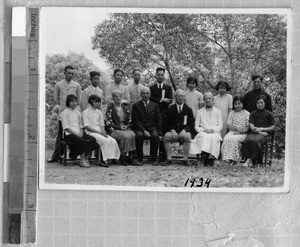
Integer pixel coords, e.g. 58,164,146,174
46,13,287,158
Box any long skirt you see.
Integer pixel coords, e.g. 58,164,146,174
64,133,99,157
241,133,267,163
86,131,120,161
190,132,222,159
221,131,247,161
111,130,136,155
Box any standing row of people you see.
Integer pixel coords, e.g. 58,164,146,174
47,65,274,167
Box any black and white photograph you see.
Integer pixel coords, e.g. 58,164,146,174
39,8,290,192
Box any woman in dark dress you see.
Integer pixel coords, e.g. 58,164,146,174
106,90,137,166
241,95,275,167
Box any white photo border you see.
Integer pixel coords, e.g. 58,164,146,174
39,7,292,193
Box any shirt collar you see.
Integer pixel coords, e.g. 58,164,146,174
157,82,164,89
176,103,184,109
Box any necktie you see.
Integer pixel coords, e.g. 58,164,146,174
179,105,181,113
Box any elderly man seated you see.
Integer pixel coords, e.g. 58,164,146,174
163,89,195,166
131,87,163,166
190,92,222,166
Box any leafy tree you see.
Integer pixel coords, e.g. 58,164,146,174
91,13,287,158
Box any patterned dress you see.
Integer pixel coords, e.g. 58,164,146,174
106,103,136,155
221,109,250,162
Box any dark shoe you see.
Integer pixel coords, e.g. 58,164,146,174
47,158,58,163
120,158,129,166
163,159,173,166
69,154,77,160
182,160,191,166
127,157,136,166
110,159,118,165
99,161,109,167
152,161,159,166
134,160,143,166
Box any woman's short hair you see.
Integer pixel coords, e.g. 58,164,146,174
112,90,122,98
113,69,124,76
66,95,78,107
186,76,198,87
215,80,231,91
90,71,100,79
233,96,244,108
88,94,101,105
255,94,267,104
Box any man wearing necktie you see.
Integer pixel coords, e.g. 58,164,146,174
131,87,163,166
149,67,173,162
163,89,195,166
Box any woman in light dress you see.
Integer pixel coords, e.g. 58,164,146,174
82,94,120,167
214,81,233,138
221,96,250,165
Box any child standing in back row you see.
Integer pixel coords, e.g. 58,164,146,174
185,76,205,119
214,81,233,138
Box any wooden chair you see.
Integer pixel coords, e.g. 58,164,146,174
59,135,102,166
58,134,74,166
262,131,275,166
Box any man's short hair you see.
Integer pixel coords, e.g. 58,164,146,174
174,89,185,96
156,67,165,74
64,65,75,72
140,87,150,95
114,69,124,75
132,68,141,74
252,75,263,81
90,71,100,79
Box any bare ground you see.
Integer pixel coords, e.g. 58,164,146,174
44,153,285,188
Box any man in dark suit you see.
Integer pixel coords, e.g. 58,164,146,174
243,75,272,113
163,89,195,166
131,87,163,166
149,67,173,162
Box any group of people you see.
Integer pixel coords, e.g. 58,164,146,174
47,65,274,168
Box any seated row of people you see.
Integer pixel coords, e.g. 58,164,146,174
60,85,274,168
49,65,274,167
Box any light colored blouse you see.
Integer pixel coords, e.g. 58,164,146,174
60,107,82,136
82,105,105,132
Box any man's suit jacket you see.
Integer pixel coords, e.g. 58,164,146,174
165,103,195,134
149,83,173,117
131,100,163,136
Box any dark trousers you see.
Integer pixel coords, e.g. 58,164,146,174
51,121,63,160
159,116,167,161
64,132,99,157
135,130,159,161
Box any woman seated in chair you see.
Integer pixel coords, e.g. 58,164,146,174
241,95,275,167
106,90,137,166
221,96,250,165
82,94,120,167
60,95,99,168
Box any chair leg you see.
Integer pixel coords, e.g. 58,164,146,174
269,142,274,166
63,144,67,166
